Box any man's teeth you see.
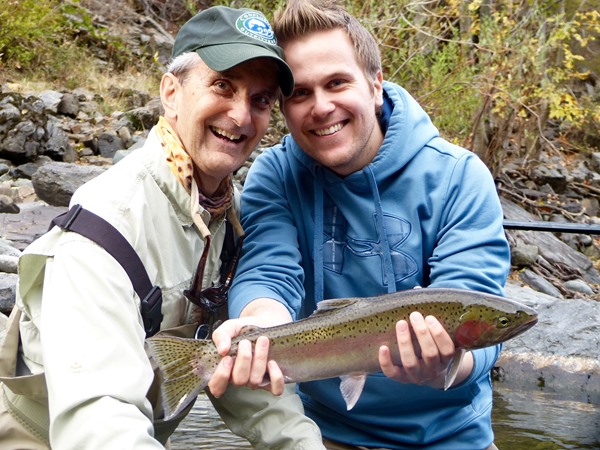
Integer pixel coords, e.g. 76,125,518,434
314,123,343,136
211,127,241,141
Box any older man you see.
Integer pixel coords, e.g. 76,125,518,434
0,6,323,449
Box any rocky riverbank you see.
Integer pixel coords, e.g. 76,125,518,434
1,77,599,400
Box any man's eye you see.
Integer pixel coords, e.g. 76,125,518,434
292,89,308,98
215,80,231,91
253,95,274,109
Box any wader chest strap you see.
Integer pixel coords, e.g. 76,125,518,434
50,205,163,337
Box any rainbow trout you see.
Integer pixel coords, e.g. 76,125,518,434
147,287,537,419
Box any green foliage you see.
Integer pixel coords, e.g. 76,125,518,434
340,0,600,174
0,0,153,85
2,0,598,174
0,0,67,68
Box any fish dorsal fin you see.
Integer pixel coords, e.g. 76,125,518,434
239,325,263,335
311,298,359,316
339,373,367,410
444,348,466,390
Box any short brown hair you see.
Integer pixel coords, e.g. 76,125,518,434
273,0,382,80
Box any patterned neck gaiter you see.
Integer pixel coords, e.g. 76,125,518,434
155,116,232,222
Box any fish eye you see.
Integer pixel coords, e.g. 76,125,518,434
497,316,510,328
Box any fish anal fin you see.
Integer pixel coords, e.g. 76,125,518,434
444,348,466,390
339,373,367,410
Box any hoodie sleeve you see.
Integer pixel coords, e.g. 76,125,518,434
426,147,511,382
229,145,306,320
427,150,510,296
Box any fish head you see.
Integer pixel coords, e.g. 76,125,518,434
453,303,538,349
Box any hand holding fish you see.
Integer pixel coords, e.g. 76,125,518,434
379,312,474,388
208,298,292,398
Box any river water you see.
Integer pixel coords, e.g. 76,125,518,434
171,383,600,449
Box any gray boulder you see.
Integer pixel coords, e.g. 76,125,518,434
31,162,108,206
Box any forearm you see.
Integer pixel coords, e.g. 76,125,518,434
209,385,324,450
239,297,294,325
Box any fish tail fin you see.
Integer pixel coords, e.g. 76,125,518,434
146,335,211,420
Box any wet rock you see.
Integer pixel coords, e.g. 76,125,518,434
0,195,19,213
97,131,124,158
497,282,600,396
45,119,73,161
0,239,21,258
502,197,600,288
0,255,18,274
31,162,108,206
0,273,18,315
564,279,595,295
57,92,80,117
530,165,569,193
511,244,539,267
38,90,63,113
518,269,564,298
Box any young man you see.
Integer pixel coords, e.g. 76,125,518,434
210,1,509,449
0,6,324,449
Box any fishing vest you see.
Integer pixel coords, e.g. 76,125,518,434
0,205,233,445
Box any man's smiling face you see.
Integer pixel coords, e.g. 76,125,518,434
281,28,384,177
165,56,279,195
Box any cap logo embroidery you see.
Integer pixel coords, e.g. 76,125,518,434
236,12,277,45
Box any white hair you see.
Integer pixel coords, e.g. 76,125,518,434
166,52,202,83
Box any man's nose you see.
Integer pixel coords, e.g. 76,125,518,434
311,90,335,118
228,96,252,127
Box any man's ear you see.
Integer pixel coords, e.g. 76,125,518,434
160,73,180,120
373,70,384,108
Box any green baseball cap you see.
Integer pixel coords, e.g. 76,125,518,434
172,6,294,96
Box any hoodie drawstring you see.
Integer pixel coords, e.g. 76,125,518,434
365,166,396,293
313,165,325,303
312,165,396,302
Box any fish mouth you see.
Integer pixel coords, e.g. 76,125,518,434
503,312,538,340
210,126,246,143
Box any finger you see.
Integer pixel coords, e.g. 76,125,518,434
248,336,270,387
425,315,455,362
230,339,253,385
211,321,238,355
409,311,440,368
207,356,233,398
396,319,420,375
379,345,403,380
266,360,285,395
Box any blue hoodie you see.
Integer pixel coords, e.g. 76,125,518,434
229,81,510,449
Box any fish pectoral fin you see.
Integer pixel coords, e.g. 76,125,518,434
339,373,367,410
444,348,466,390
